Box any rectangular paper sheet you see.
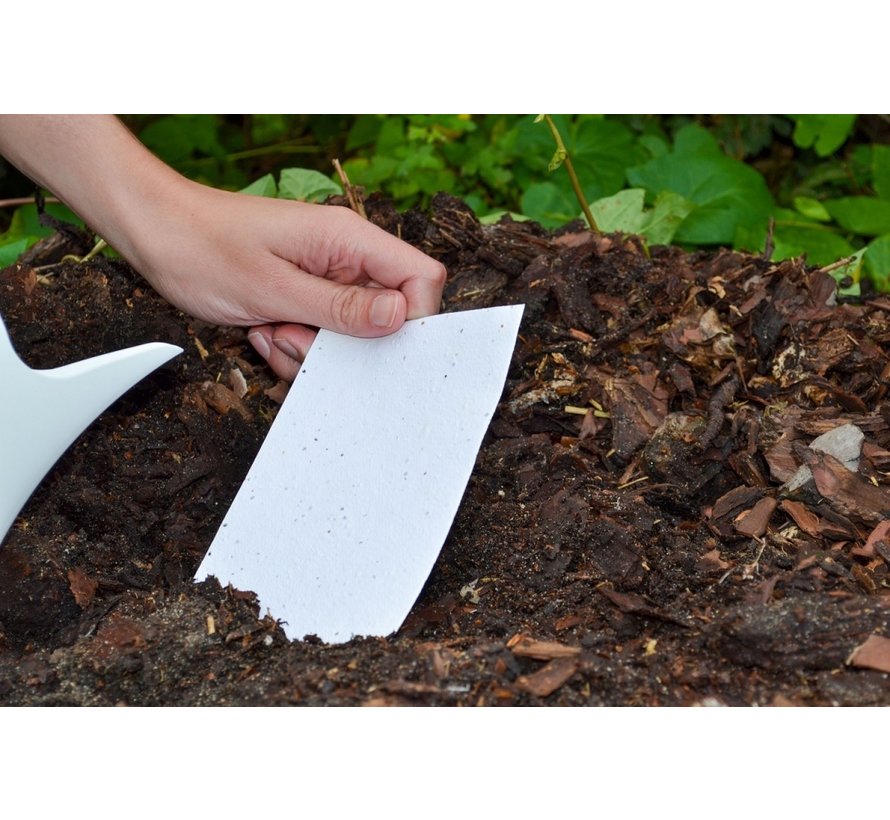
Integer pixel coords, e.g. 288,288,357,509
196,305,524,643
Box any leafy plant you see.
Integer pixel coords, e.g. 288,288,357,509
3,114,890,292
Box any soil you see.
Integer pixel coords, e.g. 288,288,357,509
2,193,890,706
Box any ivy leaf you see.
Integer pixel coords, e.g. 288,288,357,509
864,234,890,291
278,168,342,203
627,124,773,245
824,197,890,236
790,115,857,157
239,173,278,198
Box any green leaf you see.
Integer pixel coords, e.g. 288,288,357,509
520,182,579,228
0,237,32,267
139,114,224,163
589,189,648,234
548,146,567,173
790,115,857,157
640,191,696,246
478,211,531,225
638,133,669,159
793,196,831,222
827,248,864,298
346,115,384,151
569,119,648,201
277,168,342,203
824,197,890,236
585,189,695,245
864,233,890,291
0,202,83,243
770,208,856,267
627,125,774,245
375,117,407,154
873,145,890,201
239,173,278,198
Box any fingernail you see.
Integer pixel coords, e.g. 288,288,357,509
248,330,270,360
370,293,400,328
274,338,300,360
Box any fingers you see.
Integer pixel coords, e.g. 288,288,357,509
321,208,447,319
248,325,300,382
354,219,447,318
271,323,317,363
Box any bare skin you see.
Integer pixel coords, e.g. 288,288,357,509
0,115,447,380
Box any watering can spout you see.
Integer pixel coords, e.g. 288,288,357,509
0,315,182,544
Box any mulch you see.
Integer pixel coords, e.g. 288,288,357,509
1,192,889,705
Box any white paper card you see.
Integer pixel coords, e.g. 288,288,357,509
196,305,523,643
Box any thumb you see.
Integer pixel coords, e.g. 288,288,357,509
260,268,409,337
328,283,408,336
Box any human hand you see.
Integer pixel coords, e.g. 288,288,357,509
0,115,446,381
128,185,447,381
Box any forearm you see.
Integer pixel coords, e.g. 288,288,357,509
0,115,194,263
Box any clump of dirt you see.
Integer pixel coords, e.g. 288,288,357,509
1,193,889,705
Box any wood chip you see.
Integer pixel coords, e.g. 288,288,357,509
229,367,248,399
852,520,890,559
711,486,763,521
596,585,690,627
848,634,890,673
733,496,777,538
199,380,253,421
507,634,581,660
264,380,290,404
801,448,890,526
67,567,98,608
779,499,822,538
516,657,579,697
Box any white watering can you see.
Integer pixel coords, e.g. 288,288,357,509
0,313,181,544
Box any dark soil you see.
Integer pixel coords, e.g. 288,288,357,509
2,193,890,706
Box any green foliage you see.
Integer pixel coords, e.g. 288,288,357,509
768,208,856,267
0,236,30,267
587,189,694,245
278,169,342,202
790,115,857,157
865,234,890,290
4,114,890,293
824,197,890,235
0,202,84,268
628,125,774,245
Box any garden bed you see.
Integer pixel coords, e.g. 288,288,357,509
1,193,889,705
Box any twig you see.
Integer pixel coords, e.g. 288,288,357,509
817,255,856,275
332,158,367,220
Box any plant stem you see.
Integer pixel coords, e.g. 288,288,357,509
332,158,367,220
543,115,599,233
0,196,60,209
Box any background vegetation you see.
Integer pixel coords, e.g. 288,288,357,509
2,114,889,291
